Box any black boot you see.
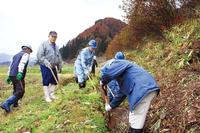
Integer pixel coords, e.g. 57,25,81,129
79,81,86,89
128,127,143,133
1,95,17,113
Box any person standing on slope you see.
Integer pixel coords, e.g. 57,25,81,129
1,44,32,113
37,31,63,103
74,40,97,88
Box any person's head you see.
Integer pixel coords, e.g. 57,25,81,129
88,40,97,52
115,51,125,60
21,44,33,54
48,31,57,43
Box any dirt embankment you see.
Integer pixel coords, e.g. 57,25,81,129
101,69,200,133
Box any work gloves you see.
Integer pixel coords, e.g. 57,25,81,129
89,67,92,72
105,103,112,111
17,72,23,80
6,76,11,84
44,59,52,68
84,69,90,76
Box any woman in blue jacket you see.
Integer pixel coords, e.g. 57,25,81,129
100,53,159,133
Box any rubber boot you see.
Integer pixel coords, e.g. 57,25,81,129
43,86,52,102
128,127,143,133
1,95,18,113
49,84,58,100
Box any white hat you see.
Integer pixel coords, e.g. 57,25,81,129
93,56,96,60
21,44,33,52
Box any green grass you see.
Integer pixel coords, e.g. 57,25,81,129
0,65,107,133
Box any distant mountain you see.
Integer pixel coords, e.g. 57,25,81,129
60,17,126,60
0,53,12,63
0,53,37,66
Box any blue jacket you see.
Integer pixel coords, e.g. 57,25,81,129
107,80,120,102
100,59,159,112
74,47,95,83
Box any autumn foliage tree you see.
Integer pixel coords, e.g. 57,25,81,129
105,0,200,57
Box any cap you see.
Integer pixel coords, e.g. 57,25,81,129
21,44,33,52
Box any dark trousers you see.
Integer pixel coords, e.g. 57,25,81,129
10,76,25,99
40,65,58,86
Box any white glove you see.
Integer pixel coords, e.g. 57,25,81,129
84,69,89,76
105,103,112,111
89,67,92,72
44,59,52,68
99,80,103,86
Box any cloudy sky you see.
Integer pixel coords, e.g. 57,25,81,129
0,0,124,57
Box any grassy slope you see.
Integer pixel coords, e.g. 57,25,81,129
123,17,200,132
0,65,107,133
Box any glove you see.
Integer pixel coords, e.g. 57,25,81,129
89,67,92,72
84,69,89,76
6,76,11,84
105,103,112,111
44,59,52,68
17,72,23,80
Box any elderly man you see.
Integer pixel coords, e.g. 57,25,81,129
74,39,97,88
37,31,63,103
100,52,159,133
1,44,32,113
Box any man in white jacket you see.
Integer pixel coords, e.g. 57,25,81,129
37,31,63,102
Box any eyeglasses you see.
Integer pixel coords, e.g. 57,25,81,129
51,36,57,38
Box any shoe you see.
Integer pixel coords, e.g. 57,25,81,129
79,81,86,89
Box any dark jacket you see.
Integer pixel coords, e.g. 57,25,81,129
9,51,29,78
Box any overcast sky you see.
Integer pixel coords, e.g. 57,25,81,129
0,0,124,57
